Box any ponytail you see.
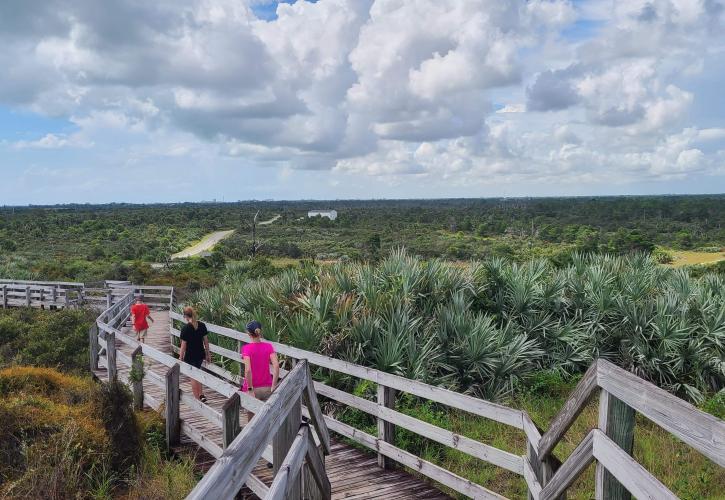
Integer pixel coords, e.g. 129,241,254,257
251,328,261,338
183,306,199,330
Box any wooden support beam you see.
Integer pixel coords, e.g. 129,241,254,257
274,392,303,498
305,427,331,500
89,323,99,371
2,285,6,309
166,363,180,449
595,390,635,500
222,393,241,449
25,286,30,307
107,330,117,381
131,346,144,411
268,426,309,500
377,384,396,469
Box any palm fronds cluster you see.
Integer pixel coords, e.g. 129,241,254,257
191,250,724,402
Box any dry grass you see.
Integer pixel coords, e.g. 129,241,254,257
666,249,725,267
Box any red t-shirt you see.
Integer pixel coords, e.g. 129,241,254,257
130,303,151,331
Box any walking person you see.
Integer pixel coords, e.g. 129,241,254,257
179,306,211,402
241,320,279,422
130,294,154,343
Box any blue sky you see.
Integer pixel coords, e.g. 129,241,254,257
0,0,723,205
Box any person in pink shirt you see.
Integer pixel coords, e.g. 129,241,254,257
241,320,279,422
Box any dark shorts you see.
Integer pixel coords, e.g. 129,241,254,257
186,358,203,369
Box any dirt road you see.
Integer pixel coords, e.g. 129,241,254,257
171,230,235,259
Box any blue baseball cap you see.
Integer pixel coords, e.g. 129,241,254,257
246,320,262,333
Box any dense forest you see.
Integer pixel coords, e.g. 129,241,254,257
0,195,723,285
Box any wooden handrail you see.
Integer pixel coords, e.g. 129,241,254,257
187,361,311,499
169,311,525,428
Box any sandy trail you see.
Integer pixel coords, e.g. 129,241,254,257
257,214,281,226
171,230,235,259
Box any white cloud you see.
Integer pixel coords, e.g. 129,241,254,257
0,0,723,199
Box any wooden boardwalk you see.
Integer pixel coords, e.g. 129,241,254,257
93,309,450,500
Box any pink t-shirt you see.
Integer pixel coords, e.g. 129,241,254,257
241,341,275,390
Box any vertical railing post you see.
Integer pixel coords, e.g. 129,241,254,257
89,323,99,372
131,346,144,410
377,383,396,469
39,288,44,309
106,290,113,310
222,393,241,448
51,286,57,309
527,441,541,500
596,390,635,500
2,285,7,309
165,364,181,450
64,290,70,309
107,330,117,381
274,392,302,498
25,286,31,307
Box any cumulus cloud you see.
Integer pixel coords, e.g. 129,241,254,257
0,0,723,194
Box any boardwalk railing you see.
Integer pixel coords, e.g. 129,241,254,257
187,359,332,500
91,286,333,498
0,279,84,309
169,311,725,500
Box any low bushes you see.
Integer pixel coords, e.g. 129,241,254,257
0,308,95,372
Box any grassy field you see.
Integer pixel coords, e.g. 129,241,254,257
666,249,725,267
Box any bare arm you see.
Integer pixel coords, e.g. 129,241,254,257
270,353,280,390
203,336,211,363
243,355,254,396
179,340,187,362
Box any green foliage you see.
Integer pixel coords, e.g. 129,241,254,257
0,308,95,372
194,249,725,403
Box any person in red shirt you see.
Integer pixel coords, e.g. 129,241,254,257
130,294,154,343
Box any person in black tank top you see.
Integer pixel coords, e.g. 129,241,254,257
179,306,210,402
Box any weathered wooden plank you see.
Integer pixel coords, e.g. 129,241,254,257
377,405,524,474
377,384,396,469
187,361,308,500
181,420,223,459
593,430,676,500
144,392,162,411
116,348,132,368
180,390,223,428
89,324,99,371
303,364,332,456
597,359,725,468
538,361,599,459
131,346,144,411
107,330,117,381
305,427,332,500
523,456,543,500
595,390,635,500
245,473,270,499
523,413,542,450
322,416,504,499
540,430,595,500
274,392,303,497
166,364,181,450
222,393,241,449
268,426,309,500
